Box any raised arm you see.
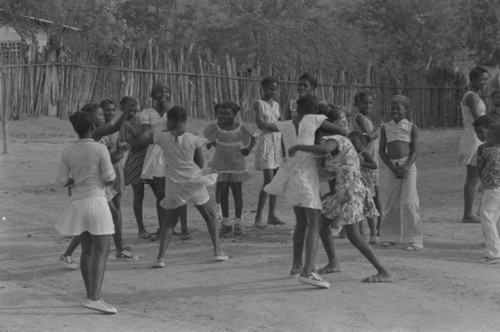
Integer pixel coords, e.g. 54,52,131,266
92,109,130,141
288,139,338,157
319,120,347,136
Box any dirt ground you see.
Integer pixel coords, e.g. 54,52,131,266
1,116,500,332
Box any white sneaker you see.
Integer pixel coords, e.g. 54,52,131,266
82,299,117,314
60,256,78,270
298,272,330,289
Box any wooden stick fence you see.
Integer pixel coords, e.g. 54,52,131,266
0,46,466,129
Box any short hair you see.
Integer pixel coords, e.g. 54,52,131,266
296,94,318,115
298,73,318,89
488,122,500,141
473,115,494,128
167,106,187,123
150,81,170,98
69,111,96,136
99,99,115,109
347,130,369,145
354,90,374,105
491,89,500,98
347,130,366,144
80,103,101,114
261,76,278,87
215,102,241,114
120,96,137,107
469,65,488,82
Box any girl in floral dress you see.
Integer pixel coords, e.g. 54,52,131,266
204,102,256,236
253,76,284,228
293,133,390,283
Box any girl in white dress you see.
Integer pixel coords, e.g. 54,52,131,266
253,77,284,228
264,95,346,288
56,111,117,314
458,66,489,223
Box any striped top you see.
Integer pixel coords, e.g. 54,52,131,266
119,116,148,185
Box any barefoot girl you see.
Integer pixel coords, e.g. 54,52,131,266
56,111,117,314
100,99,136,259
59,102,134,268
459,66,489,223
119,96,154,239
295,131,390,282
140,82,188,240
264,94,346,288
379,95,423,251
353,91,383,243
204,102,256,237
140,106,227,268
253,76,284,228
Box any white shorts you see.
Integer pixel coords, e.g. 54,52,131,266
161,180,210,209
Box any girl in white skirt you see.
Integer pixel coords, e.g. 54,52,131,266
56,111,117,314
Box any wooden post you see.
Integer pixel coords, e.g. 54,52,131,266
1,68,7,154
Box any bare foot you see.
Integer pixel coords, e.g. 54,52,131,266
267,216,285,225
461,215,481,223
361,272,392,283
316,264,342,274
253,218,267,229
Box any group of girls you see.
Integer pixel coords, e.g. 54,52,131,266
55,73,423,313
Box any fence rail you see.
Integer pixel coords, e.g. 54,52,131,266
0,47,468,128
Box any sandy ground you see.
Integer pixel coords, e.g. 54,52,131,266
1,116,500,332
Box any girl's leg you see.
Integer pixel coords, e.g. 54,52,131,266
367,217,378,244
268,168,284,225
196,202,225,257
344,223,391,281
88,234,111,300
132,183,148,237
108,199,124,254
302,208,321,274
62,236,81,257
156,207,180,263
230,182,244,235
463,165,481,223
318,217,341,273
215,182,222,219
230,182,243,219
254,169,273,227
153,177,166,230
179,205,188,233
292,206,307,273
218,181,233,236
79,232,93,298
373,185,382,236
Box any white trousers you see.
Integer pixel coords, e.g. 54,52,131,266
480,188,500,259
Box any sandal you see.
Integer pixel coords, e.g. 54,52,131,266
361,274,392,283
116,250,139,261
290,266,303,277
138,232,152,240
381,241,394,248
316,266,341,274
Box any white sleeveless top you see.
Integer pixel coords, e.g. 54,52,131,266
458,91,486,166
